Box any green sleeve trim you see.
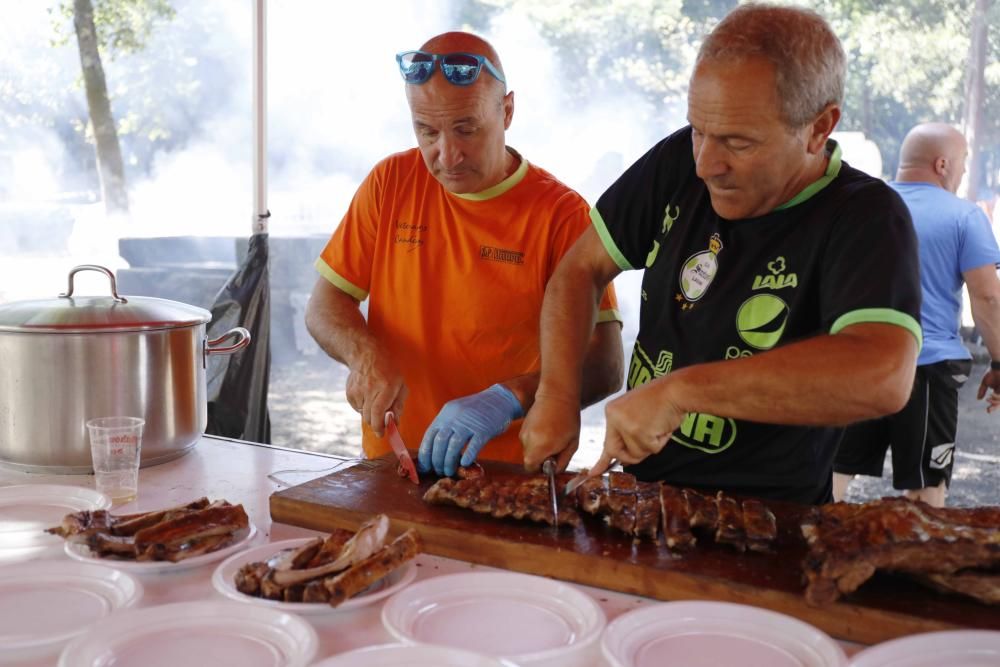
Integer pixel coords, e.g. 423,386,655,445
830,308,923,350
597,308,623,324
775,141,843,211
590,207,634,271
314,258,369,302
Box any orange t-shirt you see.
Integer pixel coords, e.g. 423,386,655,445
316,147,620,463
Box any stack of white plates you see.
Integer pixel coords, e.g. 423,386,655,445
849,630,1000,666
0,560,142,663
381,571,606,667
0,484,110,563
57,600,318,667
601,600,847,667
312,643,521,666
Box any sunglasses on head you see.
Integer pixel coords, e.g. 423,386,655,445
396,50,506,88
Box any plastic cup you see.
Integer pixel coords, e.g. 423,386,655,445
87,417,144,504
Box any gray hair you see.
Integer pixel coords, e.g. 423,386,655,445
695,3,845,128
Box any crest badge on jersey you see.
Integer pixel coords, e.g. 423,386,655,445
679,232,723,302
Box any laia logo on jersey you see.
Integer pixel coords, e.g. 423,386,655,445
480,245,524,265
752,256,797,290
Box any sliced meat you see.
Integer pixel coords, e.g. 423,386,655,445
424,476,581,528
660,484,696,551
324,529,423,607
133,503,249,550
684,489,719,532
607,471,637,535
715,493,745,551
575,476,608,515
742,499,777,553
634,481,661,540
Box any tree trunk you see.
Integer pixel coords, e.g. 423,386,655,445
73,0,129,214
963,0,990,203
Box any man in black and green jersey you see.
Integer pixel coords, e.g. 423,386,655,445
520,3,922,504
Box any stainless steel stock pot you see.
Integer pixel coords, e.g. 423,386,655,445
0,265,251,473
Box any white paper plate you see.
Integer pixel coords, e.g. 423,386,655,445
0,484,111,563
57,600,318,667
211,537,418,614
849,630,1000,667
382,571,605,667
601,601,847,667
64,521,257,573
0,560,141,663
311,643,522,667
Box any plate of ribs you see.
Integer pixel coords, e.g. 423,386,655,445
802,498,1000,607
215,514,422,612
601,600,847,667
50,497,257,573
423,470,779,553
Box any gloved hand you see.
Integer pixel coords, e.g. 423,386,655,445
418,383,524,477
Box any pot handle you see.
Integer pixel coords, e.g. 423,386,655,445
205,327,252,358
60,265,128,303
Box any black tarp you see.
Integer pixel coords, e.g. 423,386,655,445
206,232,271,443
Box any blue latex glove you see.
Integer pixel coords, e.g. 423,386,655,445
417,383,524,477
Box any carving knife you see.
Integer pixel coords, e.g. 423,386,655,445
563,458,619,498
541,457,559,525
384,412,419,485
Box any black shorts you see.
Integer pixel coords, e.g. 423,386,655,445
833,359,971,490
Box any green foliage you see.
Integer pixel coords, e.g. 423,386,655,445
51,0,176,56
461,0,997,184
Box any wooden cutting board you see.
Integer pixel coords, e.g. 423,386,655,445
270,455,1000,645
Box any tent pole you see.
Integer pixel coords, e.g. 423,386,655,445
252,0,268,234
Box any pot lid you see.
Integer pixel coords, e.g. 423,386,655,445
0,265,212,333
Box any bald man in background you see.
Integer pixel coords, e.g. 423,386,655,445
306,31,623,477
834,123,1000,506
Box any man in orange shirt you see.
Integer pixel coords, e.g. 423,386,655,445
305,31,623,477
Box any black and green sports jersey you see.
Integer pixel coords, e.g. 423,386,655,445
593,126,922,505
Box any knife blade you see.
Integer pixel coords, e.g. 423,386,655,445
563,458,619,498
384,412,419,485
541,457,558,526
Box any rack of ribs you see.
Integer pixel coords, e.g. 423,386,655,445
46,498,248,562
801,497,1000,606
573,473,776,552
234,515,422,606
423,476,582,527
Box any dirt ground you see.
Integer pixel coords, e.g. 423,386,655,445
269,353,1000,508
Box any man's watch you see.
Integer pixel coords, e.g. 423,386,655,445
991,360,1000,371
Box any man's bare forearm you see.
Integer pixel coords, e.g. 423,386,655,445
651,322,919,426
304,278,380,370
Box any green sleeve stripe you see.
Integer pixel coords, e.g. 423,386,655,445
597,308,623,324
314,258,369,302
590,207,634,271
830,308,923,350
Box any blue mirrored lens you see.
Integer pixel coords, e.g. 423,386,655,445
441,54,482,85
402,61,433,83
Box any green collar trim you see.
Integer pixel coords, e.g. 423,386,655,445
451,148,528,201
774,140,842,211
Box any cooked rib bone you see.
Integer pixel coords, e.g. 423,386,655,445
306,528,355,568
133,503,248,550
110,498,212,536
324,529,422,606
270,514,390,587
267,537,323,571
660,484,695,551
423,477,582,527
743,499,777,553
